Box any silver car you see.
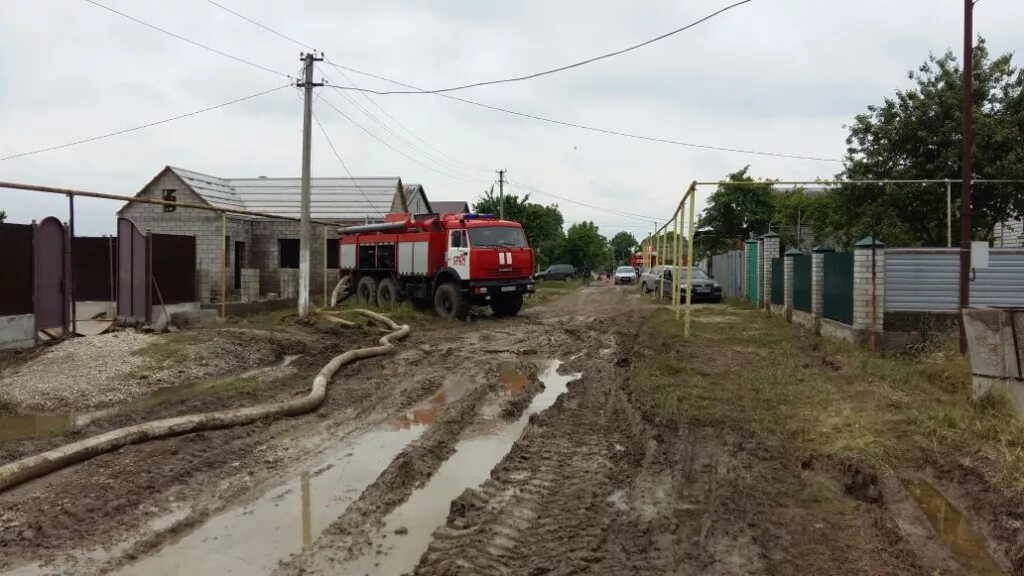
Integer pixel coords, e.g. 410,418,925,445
641,266,722,302
613,266,638,285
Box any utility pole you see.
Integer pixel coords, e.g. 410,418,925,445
298,51,323,318
496,169,506,220
958,0,974,351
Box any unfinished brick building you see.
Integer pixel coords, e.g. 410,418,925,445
118,166,431,302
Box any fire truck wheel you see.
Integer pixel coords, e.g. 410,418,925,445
490,294,524,317
356,276,378,305
434,282,469,320
377,277,400,308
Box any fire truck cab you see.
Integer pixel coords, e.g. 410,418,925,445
338,212,536,319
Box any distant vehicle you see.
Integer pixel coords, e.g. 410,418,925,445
534,264,575,282
641,266,721,302
613,266,637,285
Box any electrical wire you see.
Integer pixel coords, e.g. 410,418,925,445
310,110,387,217
82,0,293,79
1,84,292,161
197,0,836,163
324,0,754,94
316,93,483,183
509,179,659,222
318,69,487,182
322,64,843,163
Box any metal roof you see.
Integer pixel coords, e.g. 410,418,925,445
431,200,470,214
167,166,401,221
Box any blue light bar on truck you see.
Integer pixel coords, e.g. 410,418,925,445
463,213,496,219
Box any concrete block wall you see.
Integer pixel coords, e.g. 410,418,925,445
853,243,885,335
197,269,211,304
241,268,260,302
811,247,832,322
761,235,780,309
119,169,252,289
251,220,342,299
280,268,298,298
0,314,35,350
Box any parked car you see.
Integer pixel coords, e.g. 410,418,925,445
642,266,722,302
613,266,638,285
534,264,575,282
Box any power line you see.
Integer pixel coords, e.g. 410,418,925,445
198,0,492,176
1,84,292,161
318,69,487,181
327,0,754,95
509,179,659,222
322,65,842,163
321,65,491,175
82,0,292,79
310,110,387,217
316,93,484,183
202,0,312,50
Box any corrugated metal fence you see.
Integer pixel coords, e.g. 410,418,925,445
710,250,743,299
886,248,1024,311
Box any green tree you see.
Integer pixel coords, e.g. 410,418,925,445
609,231,638,265
0,210,6,224
474,190,565,268
562,221,609,269
697,167,776,250
841,38,1024,245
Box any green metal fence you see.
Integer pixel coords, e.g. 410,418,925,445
823,252,854,324
793,254,811,312
746,242,759,304
770,258,784,305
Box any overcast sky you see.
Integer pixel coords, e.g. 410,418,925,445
2,0,1022,238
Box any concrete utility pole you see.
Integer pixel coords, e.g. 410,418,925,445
298,51,323,318
958,0,974,350
496,169,506,220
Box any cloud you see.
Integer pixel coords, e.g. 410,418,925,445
2,0,1022,242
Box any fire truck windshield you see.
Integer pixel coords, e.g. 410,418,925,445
468,226,528,248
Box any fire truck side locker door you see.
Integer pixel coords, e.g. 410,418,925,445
446,230,470,280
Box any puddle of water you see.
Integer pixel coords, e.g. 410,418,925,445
903,479,1004,576
0,355,305,441
499,361,528,395
0,413,73,441
114,374,468,576
338,360,581,575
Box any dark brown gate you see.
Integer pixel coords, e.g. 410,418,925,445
152,234,197,304
72,236,117,302
34,217,69,333
117,218,150,323
0,223,34,316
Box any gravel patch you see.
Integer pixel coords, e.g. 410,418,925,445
0,331,154,414
0,329,306,414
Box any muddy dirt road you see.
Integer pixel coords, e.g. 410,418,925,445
1,284,1018,575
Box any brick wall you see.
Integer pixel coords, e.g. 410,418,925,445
761,236,780,308
853,245,885,333
119,169,252,302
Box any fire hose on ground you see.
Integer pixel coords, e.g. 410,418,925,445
0,310,409,493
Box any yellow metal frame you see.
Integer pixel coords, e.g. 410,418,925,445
642,181,698,336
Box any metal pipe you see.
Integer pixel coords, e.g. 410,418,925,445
684,183,697,333
959,0,975,353
0,180,338,226
336,221,407,235
323,225,328,307
673,206,681,316
67,194,75,338
221,213,227,318
693,178,1024,187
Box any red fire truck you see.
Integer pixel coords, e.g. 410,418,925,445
337,212,535,319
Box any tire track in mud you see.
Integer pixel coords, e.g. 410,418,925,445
414,323,651,576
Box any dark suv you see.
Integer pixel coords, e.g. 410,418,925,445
534,264,575,281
